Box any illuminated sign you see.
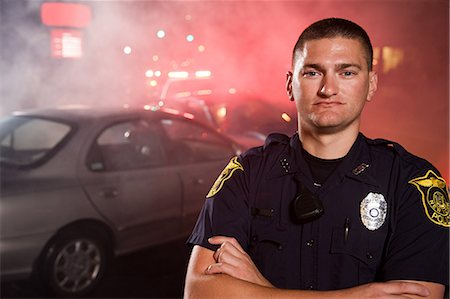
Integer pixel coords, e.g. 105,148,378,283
41,2,91,59
50,29,82,58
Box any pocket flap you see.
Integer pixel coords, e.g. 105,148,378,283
330,227,370,265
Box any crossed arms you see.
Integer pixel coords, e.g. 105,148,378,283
184,236,445,299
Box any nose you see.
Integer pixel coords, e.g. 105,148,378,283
318,74,338,98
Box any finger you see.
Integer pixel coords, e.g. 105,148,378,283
212,246,220,262
220,240,243,257
210,238,240,260
214,241,250,267
226,237,246,254
209,236,246,254
215,246,247,268
208,236,235,245
395,281,430,297
383,281,430,297
212,242,234,263
205,263,222,274
204,262,235,276
212,245,237,263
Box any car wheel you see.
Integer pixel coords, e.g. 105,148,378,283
40,228,110,297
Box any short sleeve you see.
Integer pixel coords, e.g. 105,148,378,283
379,167,449,286
186,155,251,251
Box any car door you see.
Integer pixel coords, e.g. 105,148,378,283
79,118,183,252
159,117,238,234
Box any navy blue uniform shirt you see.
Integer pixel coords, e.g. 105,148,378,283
187,133,449,290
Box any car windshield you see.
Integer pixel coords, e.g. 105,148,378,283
208,101,296,136
0,115,72,167
161,94,297,138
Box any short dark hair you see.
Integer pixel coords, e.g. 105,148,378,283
292,18,373,71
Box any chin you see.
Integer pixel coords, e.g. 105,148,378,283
311,116,342,128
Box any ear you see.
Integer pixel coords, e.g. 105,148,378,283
286,71,294,101
366,71,378,102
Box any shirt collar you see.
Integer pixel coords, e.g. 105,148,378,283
267,133,380,188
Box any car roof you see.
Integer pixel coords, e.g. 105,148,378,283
10,105,186,123
7,105,242,144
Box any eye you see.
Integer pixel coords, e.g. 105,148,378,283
341,70,357,77
303,71,320,78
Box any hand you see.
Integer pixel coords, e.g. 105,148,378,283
205,236,274,288
342,280,431,298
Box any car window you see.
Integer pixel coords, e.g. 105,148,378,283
160,118,235,163
0,116,71,167
97,122,136,145
87,119,166,172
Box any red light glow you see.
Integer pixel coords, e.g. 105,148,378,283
161,108,180,115
183,112,195,119
41,2,91,28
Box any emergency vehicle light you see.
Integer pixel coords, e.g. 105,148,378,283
41,2,91,28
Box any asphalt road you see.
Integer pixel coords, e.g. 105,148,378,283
1,237,192,298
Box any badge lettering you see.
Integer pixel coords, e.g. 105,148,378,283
206,157,243,198
409,170,449,228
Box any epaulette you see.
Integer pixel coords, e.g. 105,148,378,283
367,137,429,168
367,138,407,155
263,133,290,149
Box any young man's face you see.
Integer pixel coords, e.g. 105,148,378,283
287,37,377,134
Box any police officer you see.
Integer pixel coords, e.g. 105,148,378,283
184,18,449,298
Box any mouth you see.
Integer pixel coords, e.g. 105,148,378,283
314,101,344,108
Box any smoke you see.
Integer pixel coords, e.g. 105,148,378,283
1,0,448,179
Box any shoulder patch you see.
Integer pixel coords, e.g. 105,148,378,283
206,156,244,198
409,170,449,227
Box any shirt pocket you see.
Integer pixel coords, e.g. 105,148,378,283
330,226,384,287
249,220,290,287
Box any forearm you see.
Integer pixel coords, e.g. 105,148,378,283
184,244,434,299
185,272,273,299
184,245,310,298
184,276,436,299
184,272,330,299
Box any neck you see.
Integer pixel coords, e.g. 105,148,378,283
299,126,359,159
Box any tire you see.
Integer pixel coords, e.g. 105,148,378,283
40,227,110,297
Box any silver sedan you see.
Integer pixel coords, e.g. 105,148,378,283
0,106,242,297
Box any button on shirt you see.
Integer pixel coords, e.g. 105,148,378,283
187,133,449,290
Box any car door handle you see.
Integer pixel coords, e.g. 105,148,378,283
99,188,119,198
